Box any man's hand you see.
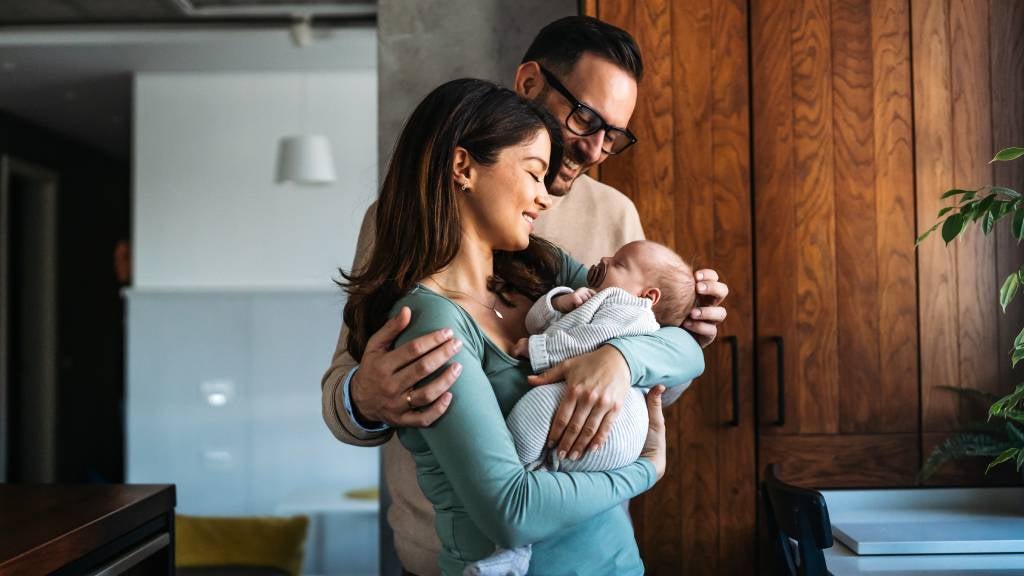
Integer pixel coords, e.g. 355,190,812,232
684,268,729,348
640,385,667,480
527,345,631,461
350,306,462,428
552,287,595,313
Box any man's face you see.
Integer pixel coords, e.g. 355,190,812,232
534,53,638,195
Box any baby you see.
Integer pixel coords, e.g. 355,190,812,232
466,240,697,576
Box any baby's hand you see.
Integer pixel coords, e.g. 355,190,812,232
512,337,530,358
552,287,595,313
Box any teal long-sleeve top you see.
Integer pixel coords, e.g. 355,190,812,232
393,249,705,575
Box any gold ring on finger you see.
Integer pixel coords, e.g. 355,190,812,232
406,391,415,410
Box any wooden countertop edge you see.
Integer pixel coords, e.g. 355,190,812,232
0,485,175,575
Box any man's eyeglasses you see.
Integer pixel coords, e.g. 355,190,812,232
539,66,638,155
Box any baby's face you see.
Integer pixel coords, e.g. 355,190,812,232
586,241,661,297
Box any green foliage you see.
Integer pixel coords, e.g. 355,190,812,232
918,146,1024,479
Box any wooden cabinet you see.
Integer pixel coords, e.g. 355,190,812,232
753,0,920,488
586,1,756,573
586,0,1023,573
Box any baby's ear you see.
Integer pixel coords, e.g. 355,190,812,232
643,287,661,307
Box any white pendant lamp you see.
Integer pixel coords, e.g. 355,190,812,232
276,134,336,184
275,16,336,186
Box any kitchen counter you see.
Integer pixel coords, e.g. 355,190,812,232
821,487,1024,575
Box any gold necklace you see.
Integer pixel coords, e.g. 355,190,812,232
427,277,504,319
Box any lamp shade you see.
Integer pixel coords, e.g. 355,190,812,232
275,134,337,185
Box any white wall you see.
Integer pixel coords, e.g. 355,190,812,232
134,68,376,289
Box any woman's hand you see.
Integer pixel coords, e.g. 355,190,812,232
640,385,667,480
527,345,631,461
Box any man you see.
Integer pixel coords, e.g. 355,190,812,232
322,16,729,575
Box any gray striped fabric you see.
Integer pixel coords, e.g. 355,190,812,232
506,383,648,472
526,287,662,372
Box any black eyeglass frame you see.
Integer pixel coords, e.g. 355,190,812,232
538,65,638,155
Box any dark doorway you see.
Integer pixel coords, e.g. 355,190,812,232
1,155,59,483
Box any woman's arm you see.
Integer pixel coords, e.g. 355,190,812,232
558,251,705,388
395,296,657,549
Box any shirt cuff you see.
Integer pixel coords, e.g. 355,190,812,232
341,366,390,433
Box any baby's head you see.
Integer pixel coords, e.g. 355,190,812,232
586,240,696,326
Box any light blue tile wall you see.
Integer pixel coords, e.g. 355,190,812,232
126,289,378,575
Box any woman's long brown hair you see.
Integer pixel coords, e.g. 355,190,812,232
340,78,565,361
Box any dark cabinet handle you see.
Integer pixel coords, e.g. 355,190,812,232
769,336,785,426
725,336,739,426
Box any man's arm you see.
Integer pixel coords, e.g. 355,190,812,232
321,204,393,446
321,203,460,446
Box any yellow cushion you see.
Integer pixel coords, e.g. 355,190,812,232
175,514,309,576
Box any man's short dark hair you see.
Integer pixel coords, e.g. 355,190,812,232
522,16,643,82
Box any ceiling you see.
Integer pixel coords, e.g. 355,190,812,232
0,1,376,25
0,2,376,159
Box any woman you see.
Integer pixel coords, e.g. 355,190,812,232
343,79,699,575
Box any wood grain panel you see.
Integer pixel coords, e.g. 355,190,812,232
832,0,881,434
597,0,683,571
672,0,718,573
872,0,919,434
991,0,1024,394
590,0,636,211
951,0,1000,423
753,0,796,435
913,0,960,432
792,0,838,435
710,0,756,573
760,434,920,487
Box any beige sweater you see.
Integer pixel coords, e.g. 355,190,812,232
320,175,645,576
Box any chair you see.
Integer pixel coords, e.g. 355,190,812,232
761,464,833,576
175,514,309,576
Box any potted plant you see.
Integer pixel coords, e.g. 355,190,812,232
917,146,1024,479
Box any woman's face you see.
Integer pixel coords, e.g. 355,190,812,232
460,129,554,251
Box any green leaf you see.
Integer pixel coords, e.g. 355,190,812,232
1016,326,1024,349
916,221,942,245
1017,448,1024,471
919,433,1011,480
1001,272,1020,312
937,206,955,218
1007,421,1024,445
935,384,1003,404
1003,409,1024,424
990,384,1024,418
990,146,1024,163
1014,208,1024,240
1013,346,1024,368
991,186,1022,199
983,210,996,234
941,188,979,199
986,448,1020,474
974,195,998,221
942,213,966,244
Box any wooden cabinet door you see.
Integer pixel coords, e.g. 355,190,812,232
587,1,757,573
752,0,921,488
913,0,1024,486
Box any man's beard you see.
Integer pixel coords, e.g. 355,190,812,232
549,151,587,196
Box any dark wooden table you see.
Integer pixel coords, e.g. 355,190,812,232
0,484,175,576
